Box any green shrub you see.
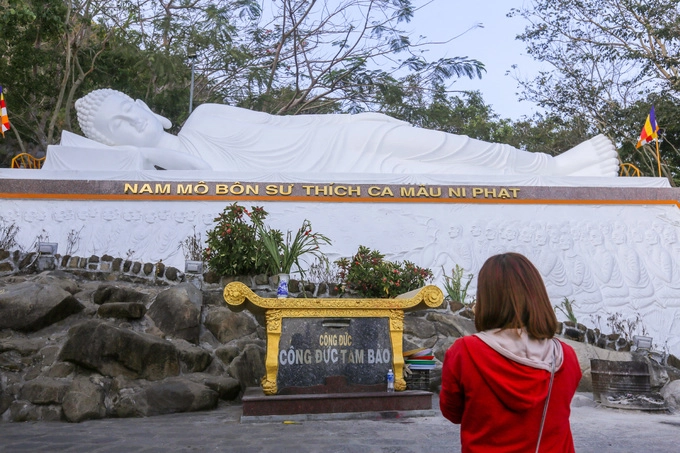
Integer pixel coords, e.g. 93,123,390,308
335,245,433,298
203,203,272,276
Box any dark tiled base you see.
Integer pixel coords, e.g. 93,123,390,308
242,387,433,417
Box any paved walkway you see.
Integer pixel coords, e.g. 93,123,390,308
1,394,678,452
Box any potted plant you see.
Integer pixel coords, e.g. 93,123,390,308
256,219,331,298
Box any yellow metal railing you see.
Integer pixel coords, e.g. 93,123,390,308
619,163,641,177
10,153,45,169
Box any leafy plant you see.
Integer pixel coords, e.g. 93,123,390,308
335,245,434,298
256,219,331,278
554,297,578,324
442,264,475,306
203,203,270,276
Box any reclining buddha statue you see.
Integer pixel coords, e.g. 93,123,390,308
46,88,619,176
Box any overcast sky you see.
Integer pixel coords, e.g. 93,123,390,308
408,0,545,120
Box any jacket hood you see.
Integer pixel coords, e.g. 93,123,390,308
464,330,564,412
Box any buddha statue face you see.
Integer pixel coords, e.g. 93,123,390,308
76,89,170,147
93,95,164,147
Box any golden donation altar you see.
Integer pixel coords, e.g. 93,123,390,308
222,282,443,395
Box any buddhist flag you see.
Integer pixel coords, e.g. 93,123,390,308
635,106,659,149
0,86,9,138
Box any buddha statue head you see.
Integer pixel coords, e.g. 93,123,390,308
75,89,172,147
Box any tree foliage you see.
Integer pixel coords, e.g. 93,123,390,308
514,0,679,111
0,0,485,164
512,0,680,183
208,0,485,114
0,0,188,159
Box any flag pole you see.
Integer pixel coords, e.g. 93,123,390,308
656,139,661,177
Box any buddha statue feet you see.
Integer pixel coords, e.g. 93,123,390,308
554,134,619,177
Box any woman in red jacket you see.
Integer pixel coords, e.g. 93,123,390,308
440,252,582,453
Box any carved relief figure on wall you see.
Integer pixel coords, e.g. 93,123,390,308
559,232,602,311
447,224,475,272
532,226,572,299
585,224,629,307
611,224,655,310
641,228,680,307
46,88,621,175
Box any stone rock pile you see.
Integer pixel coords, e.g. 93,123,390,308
0,271,257,422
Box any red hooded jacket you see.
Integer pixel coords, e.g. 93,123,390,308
440,335,582,453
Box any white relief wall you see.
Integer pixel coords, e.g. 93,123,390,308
2,198,680,356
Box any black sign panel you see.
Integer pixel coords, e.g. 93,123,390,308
277,317,393,388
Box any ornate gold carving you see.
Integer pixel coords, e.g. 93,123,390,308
266,309,283,332
395,378,407,392
389,309,404,330
420,285,445,307
222,282,249,306
222,282,443,310
261,377,277,395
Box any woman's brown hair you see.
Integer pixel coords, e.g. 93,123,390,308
474,252,557,339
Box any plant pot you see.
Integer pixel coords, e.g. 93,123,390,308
277,273,290,298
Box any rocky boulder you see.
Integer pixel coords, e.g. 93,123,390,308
661,379,680,410
0,281,84,332
62,376,107,423
8,401,62,422
97,302,146,320
185,374,241,401
404,313,438,339
59,320,180,381
227,343,266,390
30,271,81,295
147,283,202,344
20,377,69,405
172,340,213,373
204,307,259,344
92,284,148,305
112,377,218,417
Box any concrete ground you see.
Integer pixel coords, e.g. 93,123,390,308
0,394,678,452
